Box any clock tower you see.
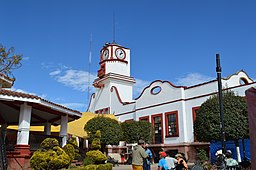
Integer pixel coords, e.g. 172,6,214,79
89,43,136,113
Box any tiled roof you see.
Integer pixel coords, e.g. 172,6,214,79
0,89,81,115
0,73,15,88
0,73,15,81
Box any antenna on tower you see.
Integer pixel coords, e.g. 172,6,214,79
113,12,116,43
87,33,92,104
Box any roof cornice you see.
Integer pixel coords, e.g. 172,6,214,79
0,89,82,117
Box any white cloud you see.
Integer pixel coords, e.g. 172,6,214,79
50,68,97,92
49,70,61,76
22,57,30,60
61,102,87,111
12,88,33,94
175,73,214,86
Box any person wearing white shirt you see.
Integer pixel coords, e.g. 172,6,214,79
165,152,177,170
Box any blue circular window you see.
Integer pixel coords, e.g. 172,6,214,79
151,86,161,95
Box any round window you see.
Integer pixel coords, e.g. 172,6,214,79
151,86,161,95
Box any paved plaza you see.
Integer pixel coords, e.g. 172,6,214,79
112,164,158,170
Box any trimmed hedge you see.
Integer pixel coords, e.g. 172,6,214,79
63,143,75,164
30,138,70,170
82,163,112,170
85,150,107,164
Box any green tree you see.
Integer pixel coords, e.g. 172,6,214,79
194,91,249,142
0,44,22,77
84,116,123,146
121,121,153,144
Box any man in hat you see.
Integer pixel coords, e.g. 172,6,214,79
132,140,148,170
225,150,238,167
158,151,169,170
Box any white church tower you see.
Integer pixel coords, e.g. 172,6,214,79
88,43,135,114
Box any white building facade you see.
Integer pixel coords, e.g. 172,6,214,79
88,43,256,161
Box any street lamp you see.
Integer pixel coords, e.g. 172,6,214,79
216,54,226,157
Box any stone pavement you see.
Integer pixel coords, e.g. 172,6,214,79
112,164,158,170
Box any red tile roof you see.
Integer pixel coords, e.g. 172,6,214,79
0,89,82,115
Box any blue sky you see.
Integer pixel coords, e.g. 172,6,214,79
1,0,255,112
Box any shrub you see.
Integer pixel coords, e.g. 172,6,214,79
86,150,107,164
30,138,70,170
83,164,97,170
83,156,95,166
68,137,82,161
91,138,101,150
197,149,208,163
68,137,78,146
63,144,75,164
96,163,112,170
40,138,59,150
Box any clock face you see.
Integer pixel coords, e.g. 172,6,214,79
102,49,109,60
115,48,125,60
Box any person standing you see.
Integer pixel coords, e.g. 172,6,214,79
225,150,238,167
143,144,153,170
165,152,177,170
132,140,148,170
158,152,169,170
175,153,188,170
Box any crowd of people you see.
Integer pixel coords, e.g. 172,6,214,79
131,139,188,170
130,139,242,170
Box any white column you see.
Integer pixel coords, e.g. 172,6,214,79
60,115,68,147
236,146,242,162
76,136,79,147
44,122,51,135
17,102,32,145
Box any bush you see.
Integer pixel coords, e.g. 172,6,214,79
81,163,112,170
68,137,78,146
83,156,95,166
86,150,107,164
68,137,82,161
63,144,75,164
30,138,70,170
91,138,101,150
40,138,59,150
96,163,112,170
197,149,208,162
83,164,97,170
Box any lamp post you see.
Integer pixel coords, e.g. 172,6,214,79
216,54,226,156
